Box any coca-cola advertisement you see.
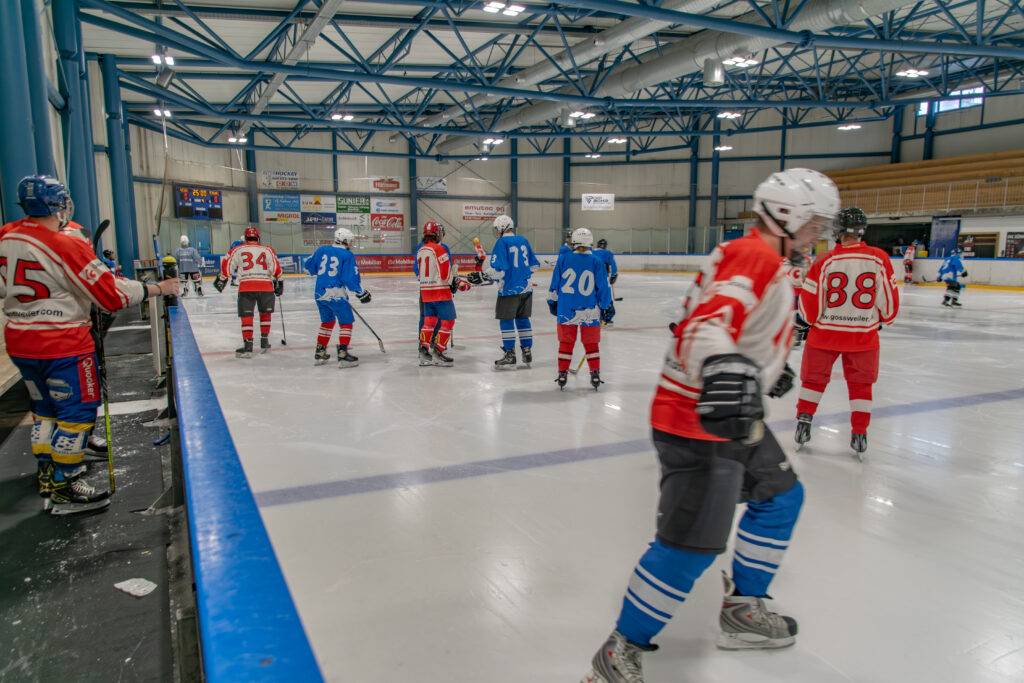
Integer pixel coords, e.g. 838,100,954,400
370,213,405,231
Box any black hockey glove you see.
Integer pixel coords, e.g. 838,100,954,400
547,301,557,316
960,270,968,277
767,363,795,398
273,279,284,296
695,354,764,441
609,273,618,285
474,256,484,268
466,271,484,285
213,275,228,293
357,289,371,304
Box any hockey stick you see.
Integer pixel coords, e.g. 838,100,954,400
612,284,623,302
352,307,386,353
90,220,116,493
568,355,587,375
277,294,288,345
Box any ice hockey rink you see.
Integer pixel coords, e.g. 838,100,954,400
182,272,1024,683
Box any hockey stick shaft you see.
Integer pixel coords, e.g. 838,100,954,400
568,354,587,374
91,219,116,493
277,294,287,345
352,307,386,353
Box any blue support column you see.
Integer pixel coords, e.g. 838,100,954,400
510,139,519,225
52,0,99,230
562,138,571,236
0,1,39,223
710,120,721,228
100,54,136,276
891,105,904,164
408,139,418,251
923,105,936,161
120,106,139,259
21,0,57,178
779,118,788,171
688,137,699,229
331,133,339,193
245,130,258,224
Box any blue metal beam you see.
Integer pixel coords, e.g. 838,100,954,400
100,54,137,275
20,0,57,178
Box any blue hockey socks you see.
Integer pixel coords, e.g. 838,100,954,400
514,317,532,347
499,319,516,351
732,481,804,597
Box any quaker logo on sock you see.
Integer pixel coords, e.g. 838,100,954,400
78,355,100,402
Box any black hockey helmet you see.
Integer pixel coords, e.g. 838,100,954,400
834,207,867,240
102,249,114,259
596,238,608,249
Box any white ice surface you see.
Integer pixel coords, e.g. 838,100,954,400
183,273,1024,683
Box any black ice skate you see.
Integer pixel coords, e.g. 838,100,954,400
337,346,359,369
314,345,330,365
260,335,271,353
419,345,434,366
590,370,604,391
236,339,253,358
49,467,111,516
851,433,867,461
555,370,568,390
37,460,54,498
520,346,532,365
432,345,454,367
494,347,516,369
83,432,108,461
794,413,813,448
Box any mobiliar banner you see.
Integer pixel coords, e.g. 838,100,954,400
355,255,414,273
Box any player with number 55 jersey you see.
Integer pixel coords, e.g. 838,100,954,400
795,207,899,456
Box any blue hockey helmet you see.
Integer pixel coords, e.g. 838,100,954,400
18,175,72,220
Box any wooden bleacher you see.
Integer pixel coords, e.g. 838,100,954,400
827,149,1024,216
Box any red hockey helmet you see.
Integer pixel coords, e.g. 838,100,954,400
422,221,442,240
244,225,260,242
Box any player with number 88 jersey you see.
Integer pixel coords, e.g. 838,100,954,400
795,207,900,455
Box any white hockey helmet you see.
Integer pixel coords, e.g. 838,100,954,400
753,168,840,239
180,235,189,246
493,214,514,237
571,227,594,249
334,227,355,247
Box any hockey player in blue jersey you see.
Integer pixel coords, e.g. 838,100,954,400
548,227,612,390
304,227,371,367
488,215,540,368
559,230,573,256
228,235,244,286
937,249,968,307
593,238,618,325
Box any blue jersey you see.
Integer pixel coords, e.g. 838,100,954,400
547,250,612,326
305,245,362,301
592,248,617,276
488,235,539,295
938,253,965,282
559,244,572,256
100,257,116,271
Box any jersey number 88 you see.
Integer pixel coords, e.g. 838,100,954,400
825,272,876,310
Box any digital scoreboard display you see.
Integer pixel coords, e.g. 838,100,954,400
174,186,223,220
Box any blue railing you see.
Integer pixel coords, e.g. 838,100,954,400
168,305,323,682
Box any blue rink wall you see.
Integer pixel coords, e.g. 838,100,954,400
169,306,323,682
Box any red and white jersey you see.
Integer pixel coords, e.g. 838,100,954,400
784,253,813,297
651,231,794,441
902,245,916,266
799,241,900,352
0,218,146,359
416,241,454,302
220,242,281,293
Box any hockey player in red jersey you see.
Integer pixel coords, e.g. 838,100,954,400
213,226,282,357
581,169,839,683
902,242,916,285
794,207,900,458
0,175,179,515
416,221,468,366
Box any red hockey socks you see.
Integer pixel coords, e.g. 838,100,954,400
337,324,353,348
259,313,272,337
434,320,454,351
556,324,578,371
796,381,827,416
421,316,439,347
317,320,336,346
848,382,873,432
240,315,254,341
581,325,601,371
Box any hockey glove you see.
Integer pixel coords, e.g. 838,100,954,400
767,363,795,398
450,279,459,294
695,354,764,441
213,275,228,293
547,300,558,316
609,273,618,285
456,277,472,292
474,256,484,268
273,279,284,296
961,270,968,277
357,289,371,304
466,271,485,285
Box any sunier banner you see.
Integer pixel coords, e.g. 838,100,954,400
582,193,615,211
337,196,370,213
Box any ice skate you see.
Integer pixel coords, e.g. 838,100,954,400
590,370,604,391
794,413,812,449
314,345,330,365
83,433,108,461
717,571,797,650
49,466,111,516
494,347,516,369
337,346,359,369
235,339,253,358
418,345,433,366
432,345,454,367
555,370,568,390
851,433,867,461
37,460,54,498
582,630,657,683
520,346,532,366
260,335,271,354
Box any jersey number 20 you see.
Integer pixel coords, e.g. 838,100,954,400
561,268,594,296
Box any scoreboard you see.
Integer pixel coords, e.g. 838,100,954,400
174,186,223,220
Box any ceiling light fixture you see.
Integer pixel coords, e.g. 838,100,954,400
837,124,862,131
608,138,627,143
476,156,489,161
896,68,929,78
585,153,601,158
714,145,733,151
723,56,758,68
483,137,505,145
228,137,238,143
717,111,741,119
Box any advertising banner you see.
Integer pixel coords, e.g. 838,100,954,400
1005,232,1024,258
301,226,336,247
370,214,405,231
337,196,369,213
301,194,333,212
372,198,402,214
261,194,301,223
582,193,615,211
259,170,299,190
301,212,337,226
199,255,222,277
462,203,506,220
336,213,369,229
370,176,404,193
355,255,414,273
930,217,961,258
416,176,448,195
